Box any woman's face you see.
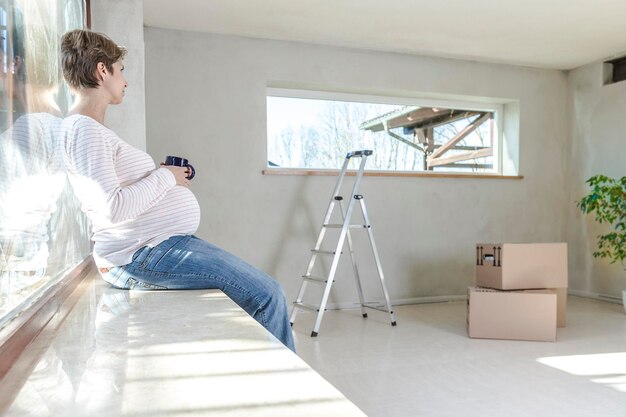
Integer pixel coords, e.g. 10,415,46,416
103,60,127,104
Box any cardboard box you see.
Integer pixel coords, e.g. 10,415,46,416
554,287,567,328
475,243,568,290
467,286,557,342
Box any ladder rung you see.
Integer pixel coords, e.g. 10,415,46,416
311,249,342,255
363,302,394,314
293,302,325,312
303,276,329,284
346,150,373,158
323,223,369,229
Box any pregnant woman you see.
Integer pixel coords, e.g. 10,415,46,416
60,29,294,351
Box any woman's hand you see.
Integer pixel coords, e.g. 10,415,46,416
160,164,191,187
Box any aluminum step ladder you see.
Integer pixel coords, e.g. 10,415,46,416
290,150,396,337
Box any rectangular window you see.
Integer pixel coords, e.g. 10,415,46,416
267,89,502,174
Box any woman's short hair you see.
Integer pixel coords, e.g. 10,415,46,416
61,29,127,90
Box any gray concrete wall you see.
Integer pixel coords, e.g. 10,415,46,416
143,27,571,305
91,0,146,150
566,63,626,299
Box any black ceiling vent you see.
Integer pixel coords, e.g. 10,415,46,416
603,55,626,85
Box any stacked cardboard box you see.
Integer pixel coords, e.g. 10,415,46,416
467,243,568,342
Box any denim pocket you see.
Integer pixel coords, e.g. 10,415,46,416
140,235,188,270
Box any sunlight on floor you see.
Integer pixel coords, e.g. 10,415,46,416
537,352,626,393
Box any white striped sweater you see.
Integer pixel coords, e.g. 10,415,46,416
62,115,200,267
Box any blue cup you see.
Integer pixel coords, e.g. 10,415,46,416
164,155,195,180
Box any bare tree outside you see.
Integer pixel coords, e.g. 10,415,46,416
267,96,494,172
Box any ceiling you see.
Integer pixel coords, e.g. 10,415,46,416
143,0,626,70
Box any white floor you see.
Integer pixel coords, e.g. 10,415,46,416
292,297,626,417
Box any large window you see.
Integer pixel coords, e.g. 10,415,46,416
0,0,90,329
267,89,502,174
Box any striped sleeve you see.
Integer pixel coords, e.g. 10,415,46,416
66,119,176,224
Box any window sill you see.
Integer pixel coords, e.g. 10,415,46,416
0,257,93,384
262,168,523,180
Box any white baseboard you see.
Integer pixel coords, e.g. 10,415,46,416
325,294,467,310
567,289,622,305
324,290,623,310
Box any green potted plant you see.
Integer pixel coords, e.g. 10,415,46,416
577,175,626,312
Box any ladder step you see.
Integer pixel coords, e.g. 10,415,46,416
346,150,373,158
293,301,325,312
311,249,342,255
303,276,329,284
363,302,394,314
323,223,369,229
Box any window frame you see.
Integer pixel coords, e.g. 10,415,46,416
265,87,507,177
0,0,92,379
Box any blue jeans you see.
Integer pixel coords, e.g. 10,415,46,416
102,235,295,351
